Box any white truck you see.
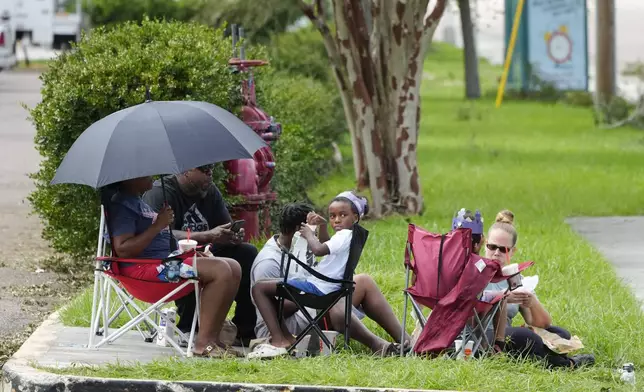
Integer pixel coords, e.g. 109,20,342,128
0,0,83,50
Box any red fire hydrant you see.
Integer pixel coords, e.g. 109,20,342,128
224,26,281,241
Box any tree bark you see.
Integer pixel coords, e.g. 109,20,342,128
458,0,481,99
299,0,369,189
299,0,447,217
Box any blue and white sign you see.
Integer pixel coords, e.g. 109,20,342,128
526,0,588,90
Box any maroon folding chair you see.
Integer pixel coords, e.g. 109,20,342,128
401,223,532,357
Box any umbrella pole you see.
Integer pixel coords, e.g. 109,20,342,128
161,176,177,252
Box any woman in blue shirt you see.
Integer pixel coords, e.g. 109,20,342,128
108,176,242,358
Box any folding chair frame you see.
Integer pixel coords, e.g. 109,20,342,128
87,206,200,357
276,224,368,355
401,241,504,358
277,250,355,353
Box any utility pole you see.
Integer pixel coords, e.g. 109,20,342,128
596,0,616,104
459,0,481,99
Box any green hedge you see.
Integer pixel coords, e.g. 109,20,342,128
259,70,343,204
267,26,332,84
82,0,205,26
29,19,344,269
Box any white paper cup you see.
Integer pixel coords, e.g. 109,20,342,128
320,331,339,355
455,339,464,359
502,263,520,276
178,239,197,252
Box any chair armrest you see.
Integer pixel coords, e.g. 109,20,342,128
284,252,354,285
97,246,203,265
97,256,163,264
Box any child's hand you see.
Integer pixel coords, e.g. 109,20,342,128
307,212,327,226
299,223,315,239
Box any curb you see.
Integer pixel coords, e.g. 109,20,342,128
1,364,450,392
1,312,454,392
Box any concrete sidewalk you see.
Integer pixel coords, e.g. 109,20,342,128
1,312,455,392
567,216,644,308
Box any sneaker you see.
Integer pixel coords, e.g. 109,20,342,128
570,354,595,368
246,343,289,359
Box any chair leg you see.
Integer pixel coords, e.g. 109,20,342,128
186,282,199,357
401,297,409,357
103,279,111,340
344,292,352,349
281,290,342,354
277,295,284,325
88,272,101,349
410,298,427,327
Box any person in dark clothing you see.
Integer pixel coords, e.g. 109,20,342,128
143,165,258,345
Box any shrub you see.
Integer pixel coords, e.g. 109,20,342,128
267,26,332,84
259,71,345,205
82,0,206,26
29,20,250,264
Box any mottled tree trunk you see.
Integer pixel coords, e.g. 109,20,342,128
299,0,447,217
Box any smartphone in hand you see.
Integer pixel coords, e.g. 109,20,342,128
230,220,245,233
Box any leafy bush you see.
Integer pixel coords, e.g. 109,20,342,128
82,0,206,26
197,0,303,44
29,20,248,263
267,27,332,84
259,71,344,205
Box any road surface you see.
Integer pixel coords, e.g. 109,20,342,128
0,71,63,359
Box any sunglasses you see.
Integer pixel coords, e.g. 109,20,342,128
486,243,511,254
197,165,214,173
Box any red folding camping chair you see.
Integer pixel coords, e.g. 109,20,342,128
87,204,201,357
401,223,532,357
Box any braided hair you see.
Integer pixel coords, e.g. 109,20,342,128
279,203,314,235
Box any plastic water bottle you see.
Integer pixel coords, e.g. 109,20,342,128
620,363,635,385
156,308,177,347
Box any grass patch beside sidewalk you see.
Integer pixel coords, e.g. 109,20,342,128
53,43,644,391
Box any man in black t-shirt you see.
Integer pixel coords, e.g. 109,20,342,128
143,165,258,345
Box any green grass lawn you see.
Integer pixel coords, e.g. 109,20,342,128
52,43,644,391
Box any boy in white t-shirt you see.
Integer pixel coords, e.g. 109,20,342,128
249,191,368,354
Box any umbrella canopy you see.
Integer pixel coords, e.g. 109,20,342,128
51,100,267,188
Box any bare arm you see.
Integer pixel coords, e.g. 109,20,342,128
172,229,214,243
519,295,552,328
306,212,330,243
112,221,166,258
300,225,329,256
317,224,330,243
111,205,174,258
494,300,508,343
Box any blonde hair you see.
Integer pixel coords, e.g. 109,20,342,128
489,209,518,246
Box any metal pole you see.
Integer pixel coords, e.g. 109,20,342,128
239,27,245,60
160,176,176,252
495,0,526,108
231,24,238,58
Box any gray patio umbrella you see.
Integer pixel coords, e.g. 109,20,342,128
51,99,267,252
51,100,267,188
